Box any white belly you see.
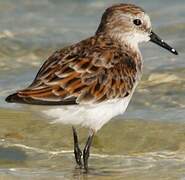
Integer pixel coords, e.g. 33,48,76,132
41,95,132,132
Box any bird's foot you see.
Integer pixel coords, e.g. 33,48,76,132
83,147,90,173
83,133,94,173
72,127,83,168
74,146,82,168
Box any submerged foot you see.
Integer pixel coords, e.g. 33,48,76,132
72,127,82,168
83,132,94,173
74,145,82,168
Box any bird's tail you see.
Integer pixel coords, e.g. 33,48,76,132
5,93,25,104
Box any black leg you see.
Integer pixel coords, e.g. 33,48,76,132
72,126,82,168
83,131,94,173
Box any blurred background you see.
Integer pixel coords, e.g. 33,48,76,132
0,0,184,179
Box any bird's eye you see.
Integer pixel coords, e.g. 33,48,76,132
133,19,142,26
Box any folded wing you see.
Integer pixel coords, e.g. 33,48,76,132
6,35,137,105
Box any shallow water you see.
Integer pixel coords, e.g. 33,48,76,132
0,0,185,179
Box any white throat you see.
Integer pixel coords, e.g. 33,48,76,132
112,31,150,50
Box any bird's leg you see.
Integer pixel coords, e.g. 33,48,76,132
72,126,82,168
83,130,95,173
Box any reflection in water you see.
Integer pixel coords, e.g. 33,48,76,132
0,0,184,179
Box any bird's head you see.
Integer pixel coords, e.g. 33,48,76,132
96,3,178,55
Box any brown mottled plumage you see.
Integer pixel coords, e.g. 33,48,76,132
5,3,178,172
7,33,140,105
6,4,149,105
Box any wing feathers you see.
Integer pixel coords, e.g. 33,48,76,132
7,34,139,105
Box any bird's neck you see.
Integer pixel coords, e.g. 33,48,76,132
95,32,143,71
97,31,141,55
110,32,143,73
110,32,142,58
112,32,140,50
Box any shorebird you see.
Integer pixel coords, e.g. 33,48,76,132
6,3,178,172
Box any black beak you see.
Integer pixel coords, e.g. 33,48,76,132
150,31,178,55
